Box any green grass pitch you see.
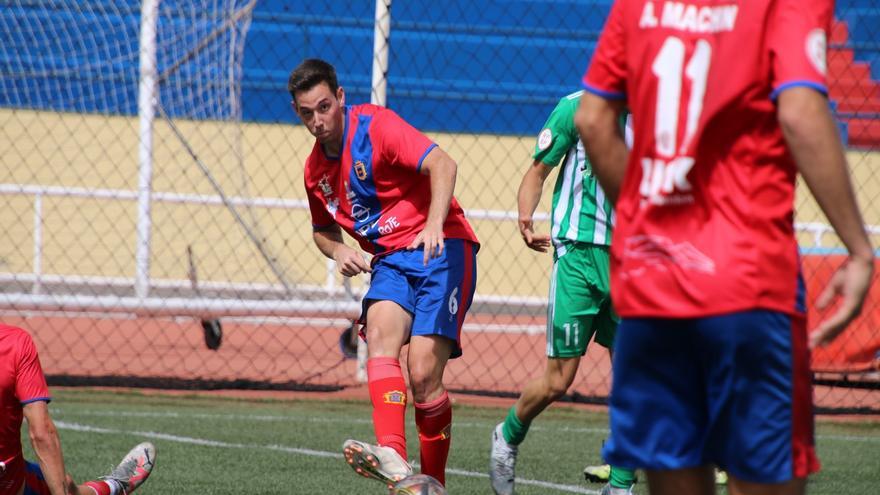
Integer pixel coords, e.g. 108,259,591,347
21,389,880,494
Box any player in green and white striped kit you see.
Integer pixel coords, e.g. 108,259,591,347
489,90,636,495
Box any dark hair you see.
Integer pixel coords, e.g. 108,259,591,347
288,58,338,102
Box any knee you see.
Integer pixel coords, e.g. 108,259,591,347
408,366,442,403
365,325,402,358
544,378,569,399
544,366,576,398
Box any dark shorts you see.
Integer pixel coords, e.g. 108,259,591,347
603,310,820,483
360,239,477,358
24,461,50,495
547,243,617,357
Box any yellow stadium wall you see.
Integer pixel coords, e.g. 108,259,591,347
1,109,879,301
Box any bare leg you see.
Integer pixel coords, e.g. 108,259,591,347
646,466,715,495
728,475,807,495
364,300,411,359
513,356,580,423
407,335,454,403
408,335,455,484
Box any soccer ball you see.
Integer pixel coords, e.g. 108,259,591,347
389,474,447,495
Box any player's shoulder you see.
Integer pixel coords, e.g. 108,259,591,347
351,103,405,124
552,90,583,113
0,324,36,352
349,102,387,119
0,323,29,340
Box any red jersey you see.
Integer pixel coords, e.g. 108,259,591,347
583,0,830,317
0,324,51,495
304,103,478,255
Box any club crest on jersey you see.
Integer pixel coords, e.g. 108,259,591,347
806,28,827,76
383,390,407,406
318,174,333,197
354,160,368,180
537,128,553,151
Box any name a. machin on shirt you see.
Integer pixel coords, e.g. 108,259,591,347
639,1,739,33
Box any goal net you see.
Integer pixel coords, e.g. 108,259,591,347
0,0,339,316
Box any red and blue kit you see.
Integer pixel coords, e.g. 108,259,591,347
583,0,828,482
0,324,51,495
303,104,478,357
583,0,828,318
304,103,477,255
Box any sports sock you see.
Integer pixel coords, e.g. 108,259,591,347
501,406,530,445
414,390,452,486
609,465,637,489
83,480,122,495
367,357,408,460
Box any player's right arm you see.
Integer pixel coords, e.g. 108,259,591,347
778,87,873,348
15,330,72,495
313,225,371,277
305,174,370,277
521,93,583,251
22,401,74,495
517,160,553,252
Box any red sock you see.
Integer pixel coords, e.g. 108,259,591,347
367,357,408,460
414,391,452,486
83,481,114,495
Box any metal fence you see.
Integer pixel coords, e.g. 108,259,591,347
0,0,878,412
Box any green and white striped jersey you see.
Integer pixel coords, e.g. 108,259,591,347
533,90,615,253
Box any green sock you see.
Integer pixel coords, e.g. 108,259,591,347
501,406,530,445
609,466,637,489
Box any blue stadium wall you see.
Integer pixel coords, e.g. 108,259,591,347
2,0,876,136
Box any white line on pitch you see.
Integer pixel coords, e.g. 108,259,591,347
54,420,599,494
53,409,880,442
53,409,610,435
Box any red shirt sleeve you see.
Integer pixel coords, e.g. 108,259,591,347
582,0,628,100
371,108,436,172
15,331,50,405
768,0,831,99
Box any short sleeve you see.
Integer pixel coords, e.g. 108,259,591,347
15,332,50,405
582,0,628,100
533,96,578,167
768,0,832,99
304,175,335,230
372,109,436,172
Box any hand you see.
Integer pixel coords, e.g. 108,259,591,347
409,222,445,265
809,255,874,349
519,218,551,252
65,474,79,495
332,244,371,277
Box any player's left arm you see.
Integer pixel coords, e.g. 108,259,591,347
409,146,457,264
778,87,874,348
23,401,74,495
575,94,628,205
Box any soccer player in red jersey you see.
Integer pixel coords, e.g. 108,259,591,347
0,324,156,495
288,59,479,489
575,1,873,494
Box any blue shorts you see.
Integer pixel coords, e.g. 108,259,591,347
24,461,49,495
603,310,820,483
360,239,477,359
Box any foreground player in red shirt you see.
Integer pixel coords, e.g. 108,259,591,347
288,59,479,489
0,324,156,495
576,1,873,494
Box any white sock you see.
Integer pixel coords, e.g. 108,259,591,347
106,479,124,495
